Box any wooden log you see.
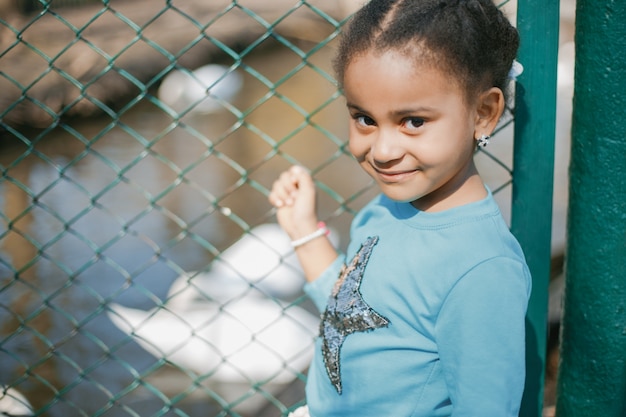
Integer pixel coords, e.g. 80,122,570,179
0,0,352,128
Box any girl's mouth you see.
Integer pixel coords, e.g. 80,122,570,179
373,167,419,183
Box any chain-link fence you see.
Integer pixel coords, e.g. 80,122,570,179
0,1,553,416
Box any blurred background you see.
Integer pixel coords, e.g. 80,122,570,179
0,0,572,416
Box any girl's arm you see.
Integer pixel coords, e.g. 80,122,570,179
268,165,339,282
435,258,531,416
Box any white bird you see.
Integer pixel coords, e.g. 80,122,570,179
157,64,243,114
106,223,337,413
107,295,319,384
214,223,339,299
209,223,307,300
0,387,34,417
176,223,338,301
107,222,334,382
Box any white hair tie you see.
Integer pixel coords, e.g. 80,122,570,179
508,60,524,81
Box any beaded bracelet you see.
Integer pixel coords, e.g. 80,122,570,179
290,222,329,248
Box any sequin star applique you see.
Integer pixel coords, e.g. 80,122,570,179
320,236,390,394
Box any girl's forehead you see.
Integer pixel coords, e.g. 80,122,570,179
344,48,473,104
343,50,469,111
346,49,447,86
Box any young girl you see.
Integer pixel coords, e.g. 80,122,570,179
269,0,531,415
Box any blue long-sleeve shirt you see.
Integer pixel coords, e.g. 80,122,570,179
304,191,531,417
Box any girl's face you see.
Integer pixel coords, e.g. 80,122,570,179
343,49,499,212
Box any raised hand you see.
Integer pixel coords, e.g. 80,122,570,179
268,165,338,282
268,165,320,241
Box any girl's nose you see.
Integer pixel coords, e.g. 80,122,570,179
371,129,404,164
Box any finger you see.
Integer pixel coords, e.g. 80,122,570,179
269,169,300,207
287,166,316,200
286,166,310,189
269,183,291,207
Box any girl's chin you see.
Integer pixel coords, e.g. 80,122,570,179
379,191,423,204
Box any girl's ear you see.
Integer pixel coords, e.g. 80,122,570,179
474,87,505,137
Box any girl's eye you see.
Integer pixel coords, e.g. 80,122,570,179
355,115,376,127
404,117,425,129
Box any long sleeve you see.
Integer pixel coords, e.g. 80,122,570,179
435,257,531,417
304,256,345,313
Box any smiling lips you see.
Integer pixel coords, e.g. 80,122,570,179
373,166,420,183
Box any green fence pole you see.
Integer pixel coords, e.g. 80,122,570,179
555,0,626,415
511,0,559,416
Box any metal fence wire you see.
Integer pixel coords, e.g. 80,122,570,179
0,0,548,416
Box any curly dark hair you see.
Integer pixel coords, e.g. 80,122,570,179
333,0,519,103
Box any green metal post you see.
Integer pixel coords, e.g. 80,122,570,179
511,1,559,416
555,0,626,415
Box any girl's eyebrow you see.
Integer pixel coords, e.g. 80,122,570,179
346,102,435,116
392,108,435,117
346,102,367,113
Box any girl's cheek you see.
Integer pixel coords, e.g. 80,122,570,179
347,126,368,158
347,137,364,160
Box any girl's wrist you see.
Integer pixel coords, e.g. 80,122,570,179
286,217,320,239
290,221,329,248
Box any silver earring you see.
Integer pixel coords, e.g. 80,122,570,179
476,134,490,148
